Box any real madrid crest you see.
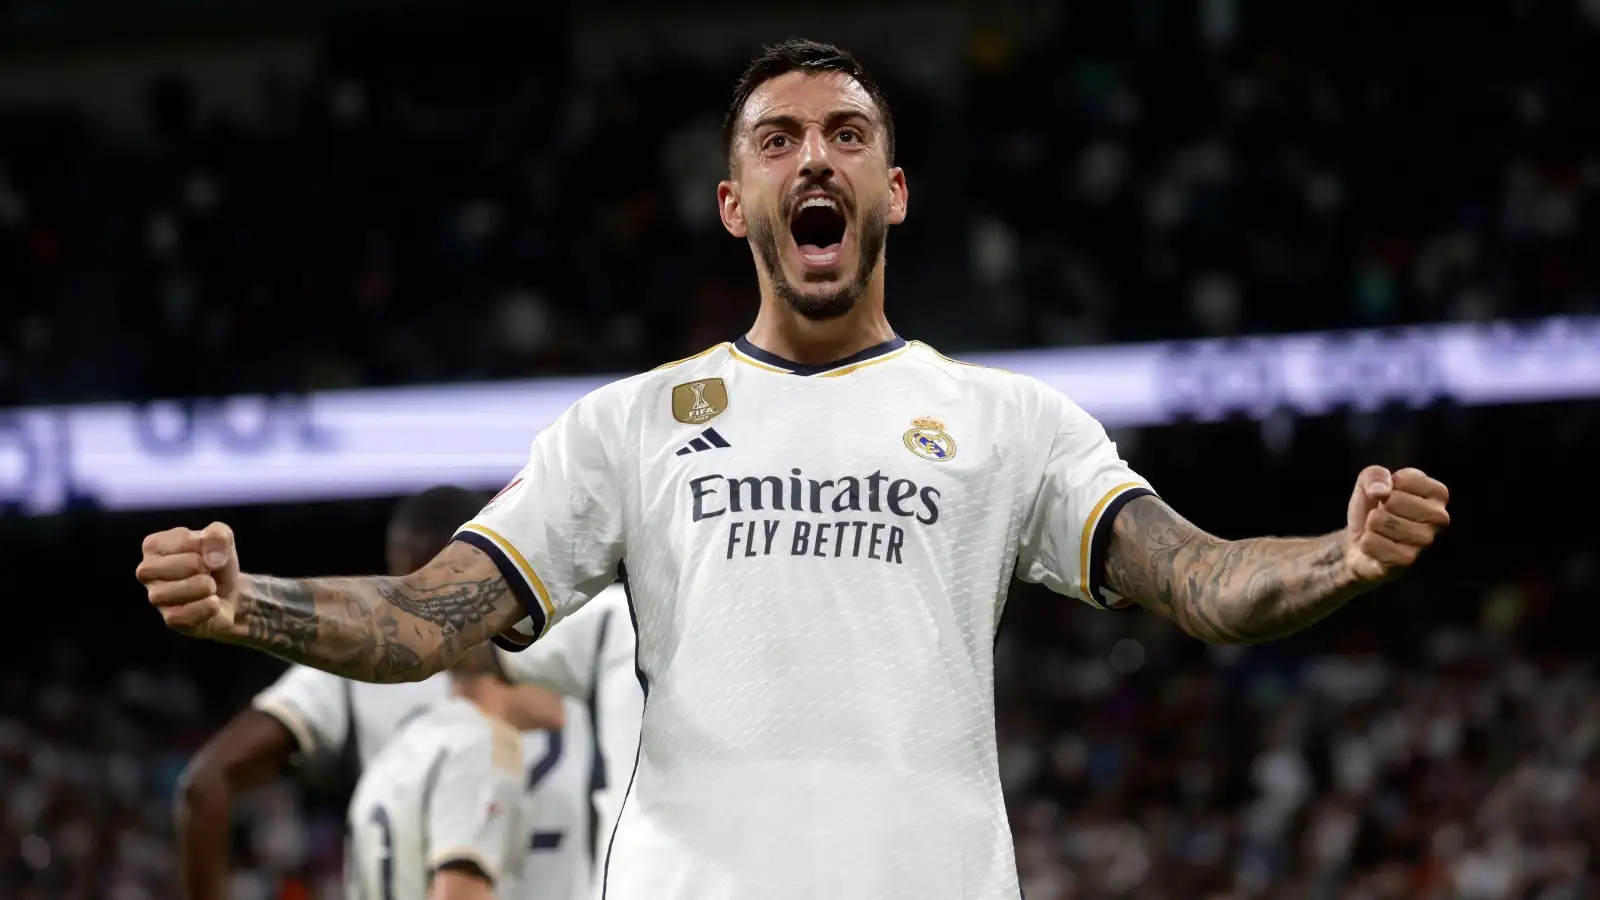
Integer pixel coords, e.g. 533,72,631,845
672,377,728,425
903,416,956,462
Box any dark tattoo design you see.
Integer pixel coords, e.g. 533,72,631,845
240,578,320,660
1103,495,1363,645
223,542,518,682
374,576,507,659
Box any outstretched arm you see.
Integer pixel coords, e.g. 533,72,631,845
226,542,518,682
139,528,525,683
1103,497,1359,644
1102,467,1450,645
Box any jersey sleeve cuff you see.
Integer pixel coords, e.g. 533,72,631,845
250,697,318,757
1083,484,1156,610
490,628,537,653
452,528,550,647
429,849,499,884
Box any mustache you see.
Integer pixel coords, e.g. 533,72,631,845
785,182,852,219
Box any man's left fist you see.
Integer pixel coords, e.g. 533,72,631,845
1345,465,1451,583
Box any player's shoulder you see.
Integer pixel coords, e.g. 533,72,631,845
648,341,734,376
268,661,341,692
904,341,1072,409
358,703,451,785
635,341,739,394
571,342,736,417
426,699,524,774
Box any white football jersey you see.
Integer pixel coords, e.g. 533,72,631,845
516,697,598,900
496,583,642,887
454,337,1154,900
346,698,526,900
252,664,451,766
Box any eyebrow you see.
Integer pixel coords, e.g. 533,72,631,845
749,109,873,136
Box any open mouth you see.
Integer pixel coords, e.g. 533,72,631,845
789,196,848,269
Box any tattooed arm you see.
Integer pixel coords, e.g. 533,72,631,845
139,526,526,683
221,542,521,682
1101,496,1360,644
1101,468,1451,645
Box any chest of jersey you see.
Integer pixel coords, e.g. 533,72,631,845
636,366,1023,576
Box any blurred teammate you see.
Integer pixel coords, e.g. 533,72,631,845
178,487,621,900
140,39,1452,900
175,487,485,900
496,583,642,897
345,644,533,900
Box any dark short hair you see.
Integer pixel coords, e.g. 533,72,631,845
390,485,488,557
723,38,896,170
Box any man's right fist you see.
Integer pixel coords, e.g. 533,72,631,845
136,521,242,640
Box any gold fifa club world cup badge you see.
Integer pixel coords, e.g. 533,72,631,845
903,416,956,462
673,378,728,426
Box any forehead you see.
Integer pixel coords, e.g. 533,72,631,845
739,70,880,131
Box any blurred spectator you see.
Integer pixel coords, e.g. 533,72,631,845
3,2,1600,403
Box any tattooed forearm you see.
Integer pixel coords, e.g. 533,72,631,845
1103,495,1363,645
240,578,320,662
220,542,519,682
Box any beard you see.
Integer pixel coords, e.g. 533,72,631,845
749,201,888,321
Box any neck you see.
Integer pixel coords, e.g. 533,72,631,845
746,277,894,366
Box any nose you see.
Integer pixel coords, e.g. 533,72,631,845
797,126,834,180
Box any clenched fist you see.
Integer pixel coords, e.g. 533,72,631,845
136,521,242,640
1345,466,1451,583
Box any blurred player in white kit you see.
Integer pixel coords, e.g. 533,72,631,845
346,642,536,900
177,487,641,900
496,583,641,899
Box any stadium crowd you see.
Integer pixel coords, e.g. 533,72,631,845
2,2,1598,899
1,2,1598,405
998,574,1600,900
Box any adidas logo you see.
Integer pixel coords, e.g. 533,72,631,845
674,427,731,456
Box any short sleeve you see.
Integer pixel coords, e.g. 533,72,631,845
250,664,348,756
426,728,525,883
1016,382,1155,610
454,389,626,651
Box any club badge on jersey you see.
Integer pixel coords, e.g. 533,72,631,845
902,417,956,462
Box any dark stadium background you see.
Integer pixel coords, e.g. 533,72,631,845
2,1,1599,898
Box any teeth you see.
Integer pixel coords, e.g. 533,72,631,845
799,197,837,211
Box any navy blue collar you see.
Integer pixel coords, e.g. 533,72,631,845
733,334,908,376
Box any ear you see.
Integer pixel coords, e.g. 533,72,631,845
717,180,747,238
887,166,908,226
